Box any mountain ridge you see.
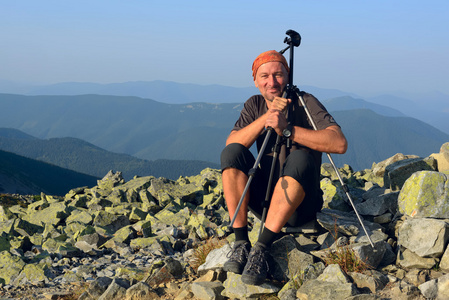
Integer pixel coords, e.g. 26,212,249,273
0,92,448,172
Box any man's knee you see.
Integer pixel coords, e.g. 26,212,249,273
221,143,255,173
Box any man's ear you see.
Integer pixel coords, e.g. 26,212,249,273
254,80,258,88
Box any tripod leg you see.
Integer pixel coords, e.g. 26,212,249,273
228,130,273,229
258,134,283,238
296,90,375,248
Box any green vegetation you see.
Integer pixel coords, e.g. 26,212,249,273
189,238,227,271
0,149,98,196
0,132,219,180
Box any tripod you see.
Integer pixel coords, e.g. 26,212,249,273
228,30,374,248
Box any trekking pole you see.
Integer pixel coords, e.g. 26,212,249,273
293,86,375,248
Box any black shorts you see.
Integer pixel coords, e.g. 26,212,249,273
220,143,323,227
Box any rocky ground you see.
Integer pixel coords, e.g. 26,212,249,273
1,143,449,300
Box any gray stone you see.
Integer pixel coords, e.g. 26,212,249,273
270,235,302,282
125,281,158,300
198,243,231,275
221,272,281,299
316,208,385,241
437,273,449,300
98,278,129,300
351,241,387,269
297,279,358,300
398,217,449,258
397,248,438,269
418,278,438,300
384,157,434,191
355,190,398,216
317,264,351,284
191,281,225,300
349,270,389,293
440,243,449,272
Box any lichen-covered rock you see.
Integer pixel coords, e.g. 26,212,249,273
0,250,26,284
398,171,449,218
320,178,350,211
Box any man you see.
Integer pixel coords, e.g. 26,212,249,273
220,50,347,285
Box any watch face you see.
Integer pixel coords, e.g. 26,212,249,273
283,128,291,137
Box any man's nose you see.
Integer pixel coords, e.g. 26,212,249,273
268,75,278,86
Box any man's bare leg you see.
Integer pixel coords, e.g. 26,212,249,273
263,176,305,233
222,168,250,228
222,167,253,274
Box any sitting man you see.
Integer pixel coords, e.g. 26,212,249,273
220,50,348,285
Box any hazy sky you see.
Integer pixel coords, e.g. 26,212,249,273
1,1,448,97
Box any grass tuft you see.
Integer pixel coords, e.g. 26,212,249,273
189,237,227,271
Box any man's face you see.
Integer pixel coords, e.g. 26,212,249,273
254,61,288,102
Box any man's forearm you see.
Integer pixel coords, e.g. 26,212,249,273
226,114,268,148
289,125,347,154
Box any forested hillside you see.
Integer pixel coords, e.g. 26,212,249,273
0,130,219,180
0,149,98,195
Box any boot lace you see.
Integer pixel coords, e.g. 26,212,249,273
227,242,250,264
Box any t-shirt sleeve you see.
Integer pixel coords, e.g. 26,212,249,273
302,93,339,130
232,96,262,131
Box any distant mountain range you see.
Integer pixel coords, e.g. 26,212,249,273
1,80,447,134
0,80,359,104
0,91,448,175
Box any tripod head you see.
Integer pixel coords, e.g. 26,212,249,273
279,30,301,54
279,29,301,103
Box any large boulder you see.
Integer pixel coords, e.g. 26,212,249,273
398,171,449,218
384,157,435,191
398,217,449,258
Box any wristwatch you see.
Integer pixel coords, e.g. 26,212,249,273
282,124,293,138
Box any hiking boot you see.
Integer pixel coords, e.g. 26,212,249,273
223,241,251,274
241,242,270,285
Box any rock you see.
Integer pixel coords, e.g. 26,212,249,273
11,263,47,286
0,250,26,284
398,217,449,258
197,243,231,275
316,208,385,241
98,278,129,300
296,279,358,300
221,272,281,299
437,273,449,300
384,157,435,191
97,170,125,190
351,241,387,270
418,278,438,300
317,264,351,283
2,151,449,300
397,248,438,269
355,188,399,216
398,171,449,218
349,270,389,293
125,281,158,300
191,281,225,300
321,177,350,211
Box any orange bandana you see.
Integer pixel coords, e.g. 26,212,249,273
251,50,289,80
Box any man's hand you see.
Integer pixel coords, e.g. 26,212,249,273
265,109,288,136
269,97,291,112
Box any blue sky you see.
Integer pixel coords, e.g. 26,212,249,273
1,0,448,97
